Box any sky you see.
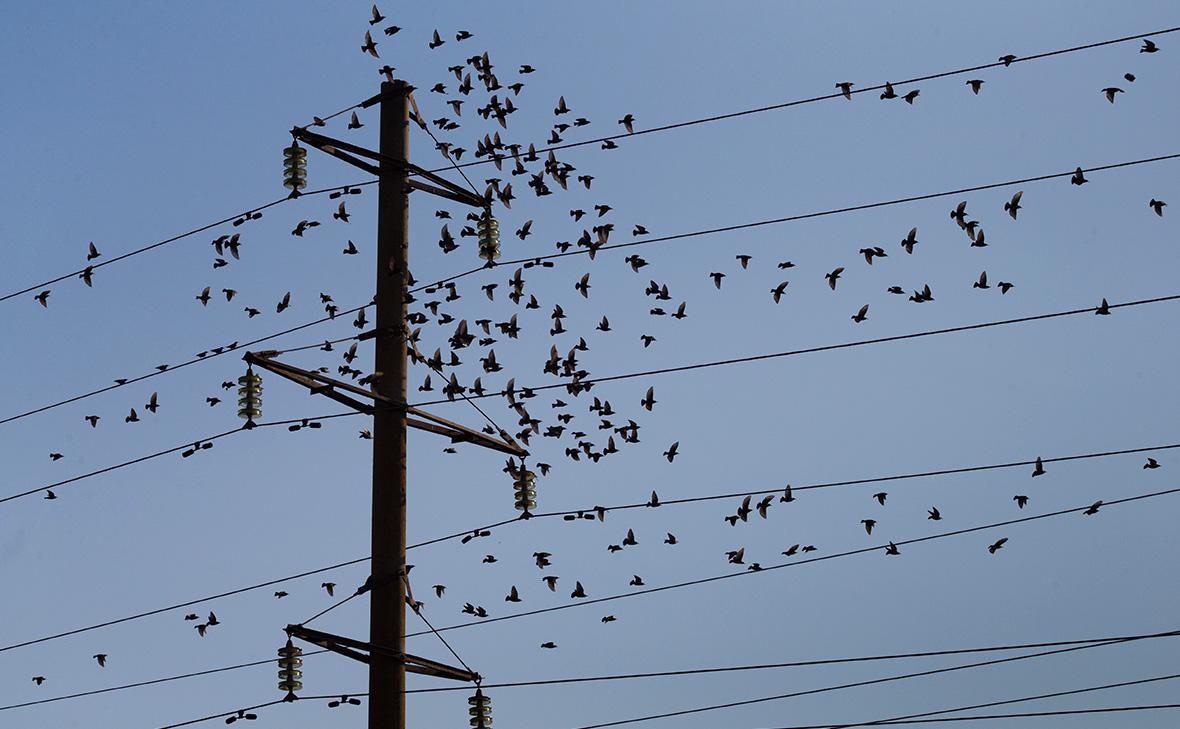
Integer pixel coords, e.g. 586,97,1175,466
2,1,1179,727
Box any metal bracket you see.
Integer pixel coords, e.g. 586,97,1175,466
245,351,527,457
291,128,487,209
286,625,480,683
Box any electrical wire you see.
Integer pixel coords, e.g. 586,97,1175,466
0,180,375,306
0,303,369,428
408,486,1180,637
0,411,362,505
807,703,1180,728
0,651,328,714
2,437,1170,656
411,292,1180,407
414,152,1180,291
156,693,367,729
572,649,1179,729
429,27,1180,178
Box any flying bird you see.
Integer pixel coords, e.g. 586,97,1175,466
361,30,379,58
1101,87,1124,103
1140,39,1159,53
93,654,107,667
966,79,984,94
825,267,844,290
1149,199,1166,216
988,537,1008,554
1004,191,1023,219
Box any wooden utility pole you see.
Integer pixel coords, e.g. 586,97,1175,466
370,79,410,729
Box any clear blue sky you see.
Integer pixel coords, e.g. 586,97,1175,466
2,2,1179,728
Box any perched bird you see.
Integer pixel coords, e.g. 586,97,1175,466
966,79,984,94
988,537,1008,554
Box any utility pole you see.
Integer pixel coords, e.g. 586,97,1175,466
370,79,409,729
263,77,520,729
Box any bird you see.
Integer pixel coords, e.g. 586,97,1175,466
641,387,656,411
207,612,219,626
622,528,638,546
505,586,521,602
736,254,752,269
726,548,745,564
629,575,645,586
887,286,905,295
1013,495,1029,509
1145,458,1161,469
1004,191,1023,219
618,114,635,133
902,89,920,104
998,54,1017,66
885,542,901,555
540,641,557,649
900,227,919,254
771,281,789,304
34,290,50,307
1071,167,1088,185
87,241,101,260
928,507,941,520
861,519,876,534
575,273,591,298
348,111,363,129
825,267,844,290
44,490,57,500
80,266,94,287
780,484,795,503
709,272,725,289
429,29,444,49
543,575,558,592
836,81,853,99
1149,199,1167,217
343,240,358,255
334,201,350,223
196,623,208,637
276,292,291,313
322,582,336,597
125,408,139,423
860,246,887,264
93,654,107,667
84,415,100,428
851,304,869,323
987,537,1008,554
1095,298,1111,315
663,442,679,462
640,334,656,348
554,96,569,115
966,79,984,94
32,676,46,685
665,533,678,545
1083,500,1103,516
1125,73,1137,82
873,492,887,506
602,615,617,623
433,584,446,598
1032,457,1046,477
570,581,587,598
998,281,1015,294
1101,87,1124,103
291,220,320,236
880,81,897,100
196,286,211,306
778,261,795,269
368,4,384,24
1141,39,1159,53
361,30,379,58
974,271,989,289
275,591,288,598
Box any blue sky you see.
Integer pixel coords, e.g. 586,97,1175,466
2,2,1179,728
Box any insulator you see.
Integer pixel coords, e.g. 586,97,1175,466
277,639,303,696
477,212,501,263
468,689,492,728
513,468,537,511
237,367,263,421
283,142,308,192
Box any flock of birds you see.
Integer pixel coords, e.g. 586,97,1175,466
16,6,1173,695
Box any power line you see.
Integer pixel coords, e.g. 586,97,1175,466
0,411,361,505
404,628,1180,693
571,639,1166,729
408,486,1180,637
435,27,1180,178
414,152,1180,291
812,703,1180,728
0,303,368,428
0,650,329,714
0,181,375,306
2,437,1169,656
411,292,1180,407
157,693,367,729
7,629,1175,715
